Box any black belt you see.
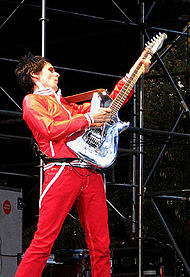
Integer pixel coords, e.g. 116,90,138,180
43,156,79,164
45,158,102,174
32,140,102,173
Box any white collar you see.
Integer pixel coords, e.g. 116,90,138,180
33,87,61,96
33,87,62,105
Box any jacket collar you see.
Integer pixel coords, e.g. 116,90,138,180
33,87,63,105
33,87,61,96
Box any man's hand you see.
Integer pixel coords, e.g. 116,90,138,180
142,59,151,74
128,54,151,77
90,107,112,123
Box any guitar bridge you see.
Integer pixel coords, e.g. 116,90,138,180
83,127,104,148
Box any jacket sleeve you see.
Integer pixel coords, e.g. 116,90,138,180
109,74,134,105
23,95,91,141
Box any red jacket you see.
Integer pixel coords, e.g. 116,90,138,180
22,75,134,159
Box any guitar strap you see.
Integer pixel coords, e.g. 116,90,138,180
31,137,79,164
31,138,103,173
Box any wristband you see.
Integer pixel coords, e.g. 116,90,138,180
84,113,94,126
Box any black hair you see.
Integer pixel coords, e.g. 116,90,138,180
15,53,49,94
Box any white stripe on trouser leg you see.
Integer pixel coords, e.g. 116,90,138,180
39,164,66,208
85,221,96,275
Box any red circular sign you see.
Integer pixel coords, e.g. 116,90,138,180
3,200,11,215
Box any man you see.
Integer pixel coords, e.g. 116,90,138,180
15,53,149,277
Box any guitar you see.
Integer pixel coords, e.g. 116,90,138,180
67,33,167,168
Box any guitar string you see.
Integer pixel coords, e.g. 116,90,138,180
110,51,152,116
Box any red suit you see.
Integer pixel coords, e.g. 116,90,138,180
15,74,133,277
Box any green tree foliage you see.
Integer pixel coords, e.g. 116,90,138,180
138,30,190,247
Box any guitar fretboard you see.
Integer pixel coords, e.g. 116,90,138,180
110,50,151,117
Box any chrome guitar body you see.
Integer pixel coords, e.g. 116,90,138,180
67,91,130,168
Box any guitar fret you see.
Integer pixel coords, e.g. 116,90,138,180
110,50,151,117
111,66,144,116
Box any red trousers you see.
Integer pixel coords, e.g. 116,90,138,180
15,165,111,277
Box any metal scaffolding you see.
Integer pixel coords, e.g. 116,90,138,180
0,0,190,276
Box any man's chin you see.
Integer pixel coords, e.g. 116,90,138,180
52,85,58,92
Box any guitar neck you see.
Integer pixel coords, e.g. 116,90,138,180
110,50,151,117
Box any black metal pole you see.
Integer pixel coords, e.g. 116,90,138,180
39,0,47,195
41,0,47,58
139,1,145,276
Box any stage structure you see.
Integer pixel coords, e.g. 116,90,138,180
0,0,190,276
0,186,23,277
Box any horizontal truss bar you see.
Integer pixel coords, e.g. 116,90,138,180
145,188,190,197
0,171,38,179
0,57,123,79
106,182,135,188
1,126,190,142
0,118,23,126
0,110,22,116
151,195,190,201
126,126,190,140
0,134,31,141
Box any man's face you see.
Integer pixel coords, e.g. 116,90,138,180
37,62,60,92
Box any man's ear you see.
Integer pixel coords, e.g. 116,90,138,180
30,72,39,80
30,72,45,90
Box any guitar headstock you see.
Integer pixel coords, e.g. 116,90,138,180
145,33,167,55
